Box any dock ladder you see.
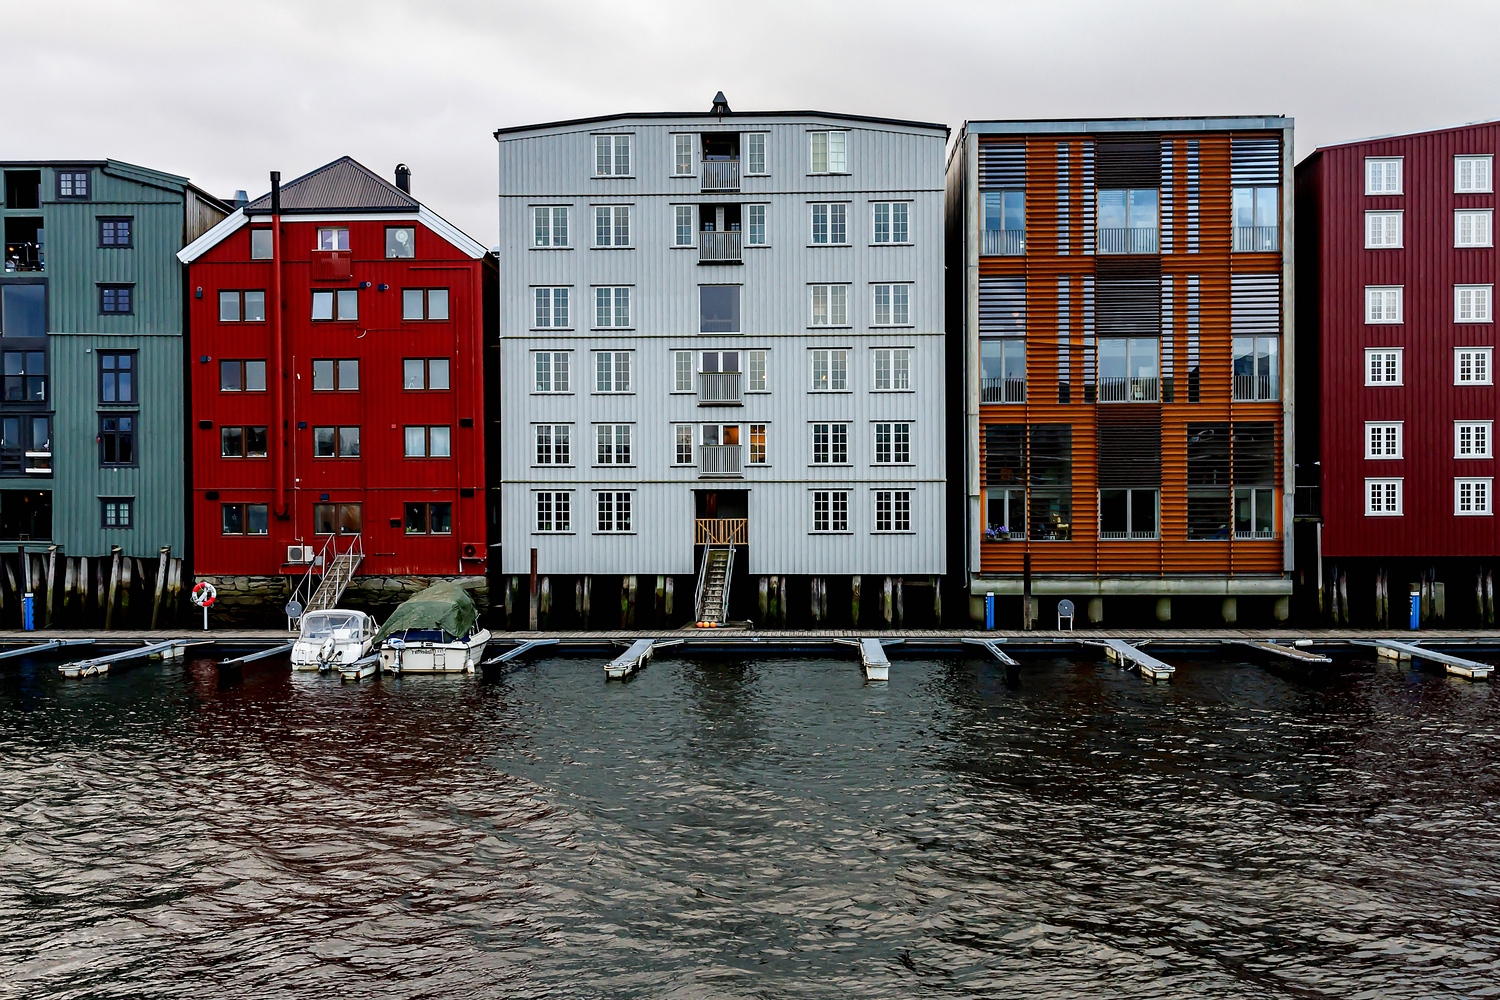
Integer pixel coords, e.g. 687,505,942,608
694,544,735,626
294,535,364,616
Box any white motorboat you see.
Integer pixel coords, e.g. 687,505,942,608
375,581,489,675
290,609,376,671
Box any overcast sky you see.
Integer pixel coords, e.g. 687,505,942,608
5,0,1498,243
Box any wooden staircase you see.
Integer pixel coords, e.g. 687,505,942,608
694,545,734,626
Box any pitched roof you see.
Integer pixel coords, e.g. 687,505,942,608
244,156,417,214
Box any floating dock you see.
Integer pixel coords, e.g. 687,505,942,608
58,639,197,679
857,638,890,682
1365,639,1494,680
606,638,656,680
1092,639,1176,682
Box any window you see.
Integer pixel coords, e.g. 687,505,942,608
674,424,695,465
535,492,572,533
980,338,1027,403
810,131,848,174
1366,478,1402,515
985,487,1025,541
317,228,349,251
1366,422,1402,459
99,352,135,403
534,207,569,248
99,285,133,315
219,290,267,323
1234,487,1276,538
812,491,849,532
1456,285,1493,323
99,415,135,466
1456,421,1493,459
1365,158,1402,195
403,425,451,458
1098,337,1160,402
810,285,848,327
56,170,89,199
534,287,570,328
98,217,132,248
534,351,570,392
810,349,848,391
1100,488,1158,539
311,289,358,321
594,135,632,176
1456,155,1493,193
671,350,693,392
872,284,911,326
746,204,766,246
982,190,1026,255
2,351,45,402
220,359,267,392
250,230,273,259
535,424,572,465
595,424,632,465
403,358,450,390
1365,286,1403,323
1097,189,1159,254
1457,210,1493,248
810,203,848,245
1457,478,1493,515
312,426,360,458
596,491,632,532
594,351,631,392
1232,336,1280,400
749,424,767,464
872,202,910,244
594,205,631,247
701,423,739,469
221,503,270,535
1365,211,1402,248
745,133,767,175
873,490,912,533
594,286,631,328
1,415,50,468
404,502,453,535
696,285,739,334
1232,187,1279,252
384,226,414,258
1457,347,1493,385
402,288,449,321
873,422,911,464
313,503,362,535
747,350,767,391
311,358,359,391
1366,348,1402,385
220,426,268,458
674,206,693,247
100,498,133,529
811,423,849,464
1,284,46,337
674,134,694,175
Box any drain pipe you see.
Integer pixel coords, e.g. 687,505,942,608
270,171,288,518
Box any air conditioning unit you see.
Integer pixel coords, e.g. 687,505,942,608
460,541,484,561
287,545,316,565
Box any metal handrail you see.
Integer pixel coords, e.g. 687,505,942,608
1233,226,1279,252
980,377,1026,403
1232,373,1280,401
702,160,740,191
981,229,1025,256
698,231,742,262
698,371,742,404
695,518,748,544
1097,376,1160,402
1097,226,1159,254
699,444,743,477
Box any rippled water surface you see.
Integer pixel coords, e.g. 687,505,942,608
2,650,1499,998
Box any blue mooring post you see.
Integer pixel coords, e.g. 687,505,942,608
1410,591,1421,630
985,593,995,630
22,593,34,631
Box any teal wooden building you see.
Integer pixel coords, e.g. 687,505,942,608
1,160,227,563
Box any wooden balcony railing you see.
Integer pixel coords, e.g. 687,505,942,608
696,518,748,544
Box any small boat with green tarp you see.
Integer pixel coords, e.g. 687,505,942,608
375,581,491,675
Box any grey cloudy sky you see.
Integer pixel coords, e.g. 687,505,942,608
5,0,1498,243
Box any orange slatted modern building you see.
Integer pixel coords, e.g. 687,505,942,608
944,117,1295,626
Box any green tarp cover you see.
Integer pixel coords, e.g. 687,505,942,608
374,581,479,645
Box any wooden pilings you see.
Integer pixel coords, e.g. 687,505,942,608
0,549,185,630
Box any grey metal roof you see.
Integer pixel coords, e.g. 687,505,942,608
495,109,949,139
961,116,1292,136
245,156,418,214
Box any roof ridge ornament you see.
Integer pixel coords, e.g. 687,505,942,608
711,92,730,118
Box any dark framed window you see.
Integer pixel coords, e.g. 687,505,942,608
101,497,134,529
312,426,360,458
218,290,266,323
700,285,740,333
220,426,268,458
1,415,51,474
3,351,47,402
401,288,450,321
404,502,453,535
311,289,357,321
98,217,133,247
311,358,359,390
99,285,133,315
219,359,267,392
99,351,135,403
99,414,135,466
1,283,47,338
386,227,415,258
221,502,269,535
402,358,451,390
56,170,90,200
313,502,362,535
250,229,273,259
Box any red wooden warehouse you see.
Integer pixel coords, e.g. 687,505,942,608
178,157,494,618
1298,121,1499,625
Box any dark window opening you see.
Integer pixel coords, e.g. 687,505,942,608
313,503,362,535
1,283,46,337
4,170,41,210
698,203,742,233
99,414,135,466
702,133,739,161
3,350,46,402
404,502,453,535
5,216,44,272
99,351,135,403
700,285,740,333
0,489,50,540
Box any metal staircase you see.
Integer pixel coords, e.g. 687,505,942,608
295,535,364,616
694,544,734,626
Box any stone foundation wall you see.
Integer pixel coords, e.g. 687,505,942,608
196,575,490,627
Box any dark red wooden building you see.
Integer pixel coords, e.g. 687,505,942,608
178,158,493,614
1298,121,1499,625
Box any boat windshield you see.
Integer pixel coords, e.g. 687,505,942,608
394,629,448,644
300,612,364,639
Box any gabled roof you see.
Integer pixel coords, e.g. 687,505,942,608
495,109,948,138
244,156,418,214
1307,117,1500,155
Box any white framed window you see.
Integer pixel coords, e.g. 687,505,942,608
1365,211,1402,248
1365,348,1402,385
873,348,911,390
674,206,693,247
873,422,912,464
1456,421,1493,459
749,423,767,464
1366,478,1402,515
533,351,571,393
872,284,911,326
810,203,848,245
872,202,910,244
747,349,767,391
812,490,849,532
1456,284,1493,323
873,490,912,532
810,348,849,391
745,133,767,175
1365,157,1402,195
534,424,572,466
594,351,631,392
1457,478,1493,515
595,424,632,466
1456,155,1494,193
594,205,631,247
810,285,849,327
533,207,569,247
535,491,572,533
746,204,767,246
673,134,694,176
596,491,633,532
1456,210,1493,247
533,287,570,328
673,350,693,392
1365,286,1403,323
1457,347,1493,384
673,424,695,465
811,422,849,464
317,227,349,251
1365,421,1402,459
594,286,631,328
594,134,631,176
810,131,848,174
403,425,452,458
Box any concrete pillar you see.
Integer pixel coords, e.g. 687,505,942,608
969,594,985,622
1087,597,1103,624
1273,595,1290,622
1221,597,1238,624
1155,597,1172,622
850,575,861,627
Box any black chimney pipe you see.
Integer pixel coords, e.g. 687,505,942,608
270,171,280,214
395,164,411,194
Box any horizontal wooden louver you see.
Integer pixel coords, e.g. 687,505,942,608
1233,422,1277,486
985,424,1025,485
1095,137,1162,187
1098,406,1162,487
1029,425,1072,486
979,276,1026,334
1231,273,1280,335
1096,257,1162,336
1187,422,1231,485
1230,137,1280,186
978,142,1026,189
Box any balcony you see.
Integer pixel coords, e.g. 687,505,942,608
1234,226,1280,253
699,444,743,478
1098,376,1159,402
1099,529,1158,540
698,370,742,405
4,241,43,273
982,228,1025,256
1233,373,1280,401
0,447,50,476
702,160,740,192
1097,227,1159,255
696,517,748,544
23,450,51,474
980,377,1026,403
698,230,742,264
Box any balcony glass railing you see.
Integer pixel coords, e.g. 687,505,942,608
702,160,740,192
1233,373,1280,401
698,371,742,405
981,228,1025,256
980,377,1026,403
1097,376,1159,402
699,444,743,477
1097,227,1159,254
698,230,742,263
1234,226,1279,252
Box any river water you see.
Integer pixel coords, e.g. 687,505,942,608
1,651,1498,998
